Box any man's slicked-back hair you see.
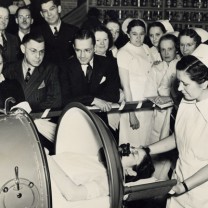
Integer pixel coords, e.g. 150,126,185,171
15,6,32,18
72,29,96,46
22,32,45,45
40,0,61,7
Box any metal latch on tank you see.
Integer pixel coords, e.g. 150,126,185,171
0,166,39,208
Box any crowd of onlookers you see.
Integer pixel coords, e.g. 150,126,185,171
1,0,208,149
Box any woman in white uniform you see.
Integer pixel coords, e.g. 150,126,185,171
148,21,166,63
151,33,179,143
137,44,208,208
117,19,155,147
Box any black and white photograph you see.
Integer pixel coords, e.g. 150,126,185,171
0,0,208,207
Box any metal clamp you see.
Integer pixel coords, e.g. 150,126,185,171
0,97,16,115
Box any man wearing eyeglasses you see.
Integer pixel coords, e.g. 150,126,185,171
3,32,62,113
60,29,120,112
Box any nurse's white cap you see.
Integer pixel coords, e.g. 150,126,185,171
121,18,147,34
157,20,174,33
190,27,208,43
192,43,208,67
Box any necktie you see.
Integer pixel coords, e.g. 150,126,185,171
106,50,113,58
54,27,59,37
1,33,7,52
25,68,31,83
86,64,92,83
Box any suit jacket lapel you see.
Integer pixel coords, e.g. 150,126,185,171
15,62,25,85
91,56,104,85
24,65,45,98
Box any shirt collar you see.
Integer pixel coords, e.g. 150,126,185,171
49,20,61,33
0,31,6,38
89,59,93,67
81,59,93,75
0,32,6,45
18,30,26,42
0,73,5,83
22,59,35,76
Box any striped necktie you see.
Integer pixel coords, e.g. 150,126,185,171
1,33,7,52
25,68,31,83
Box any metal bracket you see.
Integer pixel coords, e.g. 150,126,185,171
0,97,16,115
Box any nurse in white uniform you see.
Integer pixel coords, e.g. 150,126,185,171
137,44,208,208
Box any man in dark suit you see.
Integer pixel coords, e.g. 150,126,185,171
3,32,62,113
36,0,78,69
61,29,120,112
0,5,19,66
15,6,34,43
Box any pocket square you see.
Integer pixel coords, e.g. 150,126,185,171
99,76,106,84
38,80,46,89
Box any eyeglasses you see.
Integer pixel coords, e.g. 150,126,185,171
26,48,45,56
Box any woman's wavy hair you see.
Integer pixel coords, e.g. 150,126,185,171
177,55,208,84
179,28,201,48
147,21,166,36
92,25,114,50
127,19,146,34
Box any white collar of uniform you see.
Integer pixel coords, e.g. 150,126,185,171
49,20,61,33
181,98,196,104
181,98,208,122
196,97,208,122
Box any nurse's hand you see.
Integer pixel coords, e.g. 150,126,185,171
129,112,140,130
171,182,187,195
121,147,146,176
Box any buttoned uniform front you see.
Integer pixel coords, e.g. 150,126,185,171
117,42,155,147
167,98,208,208
3,60,62,112
60,54,120,107
147,58,179,180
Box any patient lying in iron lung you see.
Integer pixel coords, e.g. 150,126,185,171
47,144,149,202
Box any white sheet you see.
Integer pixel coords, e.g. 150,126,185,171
49,152,110,208
51,179,110,208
